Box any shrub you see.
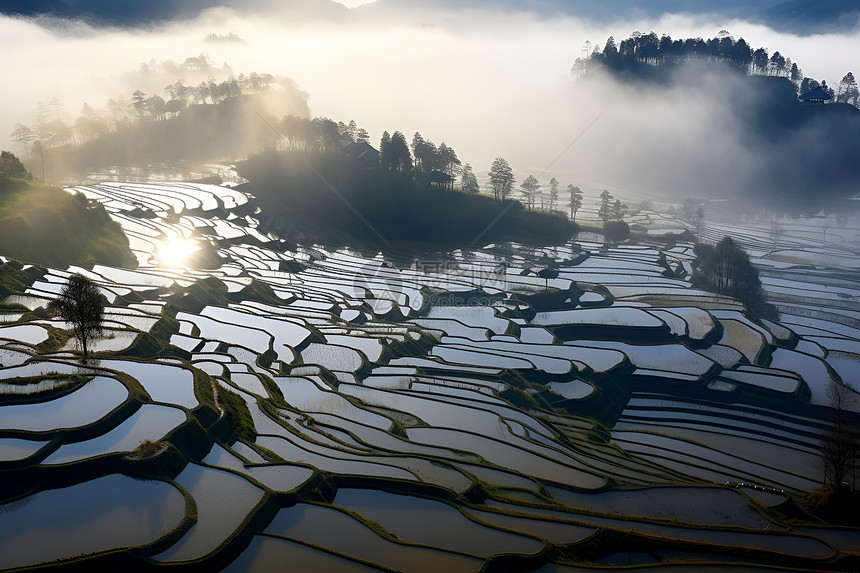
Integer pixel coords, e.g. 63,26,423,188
604,220,630,241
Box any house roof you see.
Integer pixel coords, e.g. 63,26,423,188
343,141,377,158
799,86,832,101
427,170,453,183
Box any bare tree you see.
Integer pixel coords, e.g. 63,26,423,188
821,379,860,490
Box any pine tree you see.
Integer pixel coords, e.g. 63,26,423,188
461,163,479,194
598,190,613,225
549,177,559,211
568,184,583,221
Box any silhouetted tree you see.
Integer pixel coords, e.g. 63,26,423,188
488,157,514,201
611,199,625,221
379,131,391,170
47,273,107,358
769,51,786,76
461,163,479,194
800,77,821,95
837,72,859,106
790,62,803,85
412,132,438,173
693,236,777,320
821,379,860,490
521,175,540,209
387,131,412,173
548,177,559,211
752,47,769,75
598,189,613,225
438,143,461,177
568,184,583,221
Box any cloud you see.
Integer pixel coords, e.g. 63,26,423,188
1,5,858,203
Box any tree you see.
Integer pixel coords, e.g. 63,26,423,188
438,143,461,177
568,184,582,221
146,94,166,121
461,163,479,194
0,151,31,179
598,190,613,225
387,131,412,173
10,124,36,159
47,274,107,358
801,77,821,95
693,236,778,320
821,379,860,490
548,177,559,211
769,51,786,77
752,47,769,75
355,128,370,144
695,205,705,236
837,72,859,106
412,132,439,173
680,198,698,223
132,90,147,122
379,131,392,170
488,157,514,201
611,199,625,221
520,175,540,209
31,140,45,182
790,62,803,85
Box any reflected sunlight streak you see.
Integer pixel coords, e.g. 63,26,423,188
157,238,200,268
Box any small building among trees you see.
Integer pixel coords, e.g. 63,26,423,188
342,141,380,169
426,169,454,190
799,86,833,105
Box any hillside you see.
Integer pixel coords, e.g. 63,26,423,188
236,150,577,248
44,92,309,180
0,175,135,268
575,34,860,206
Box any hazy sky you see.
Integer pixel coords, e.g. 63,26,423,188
2,2,858,198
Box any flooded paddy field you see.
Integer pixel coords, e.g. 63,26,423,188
1,181,859,571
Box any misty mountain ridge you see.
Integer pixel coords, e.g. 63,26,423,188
3,0,859,33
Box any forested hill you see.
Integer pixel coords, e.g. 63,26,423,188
235,150,576,249
575,33,860,204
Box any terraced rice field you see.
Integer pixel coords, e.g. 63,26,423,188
0,181,858,571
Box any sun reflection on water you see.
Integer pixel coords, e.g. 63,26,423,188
157,238,200,267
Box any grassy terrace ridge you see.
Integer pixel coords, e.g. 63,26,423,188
0,175,136,269
236,150,577,248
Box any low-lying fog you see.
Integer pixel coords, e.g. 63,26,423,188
1,3,858,201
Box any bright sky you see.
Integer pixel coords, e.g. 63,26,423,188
335,0,376,7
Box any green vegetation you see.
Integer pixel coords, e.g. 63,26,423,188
237,150,576,247
0,258,41,299
0,166,135,268
0,151,31,180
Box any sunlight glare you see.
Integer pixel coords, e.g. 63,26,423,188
158,238,200,267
